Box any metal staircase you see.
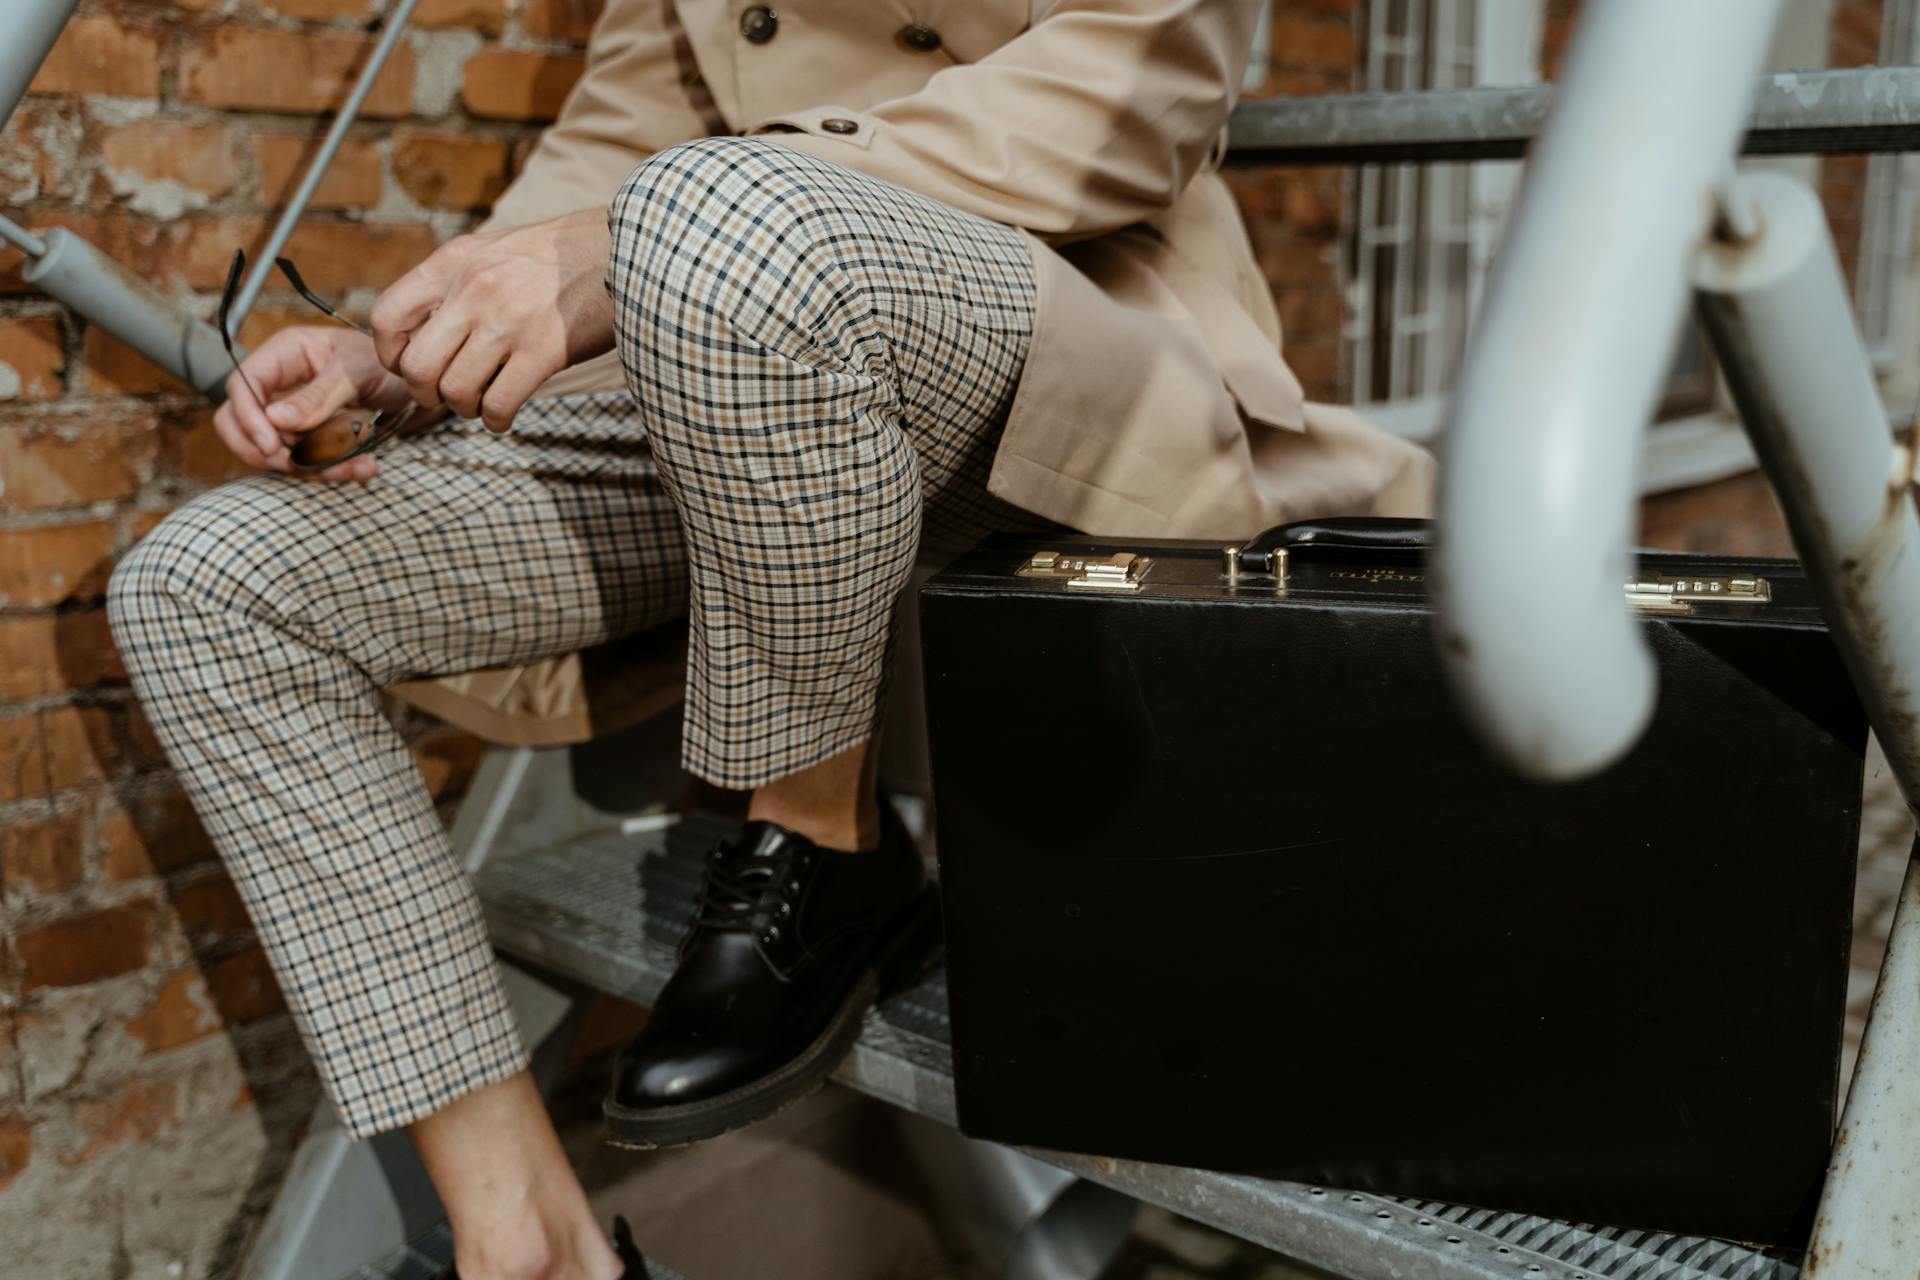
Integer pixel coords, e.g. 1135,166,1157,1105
6,0,1904,1270
472,807,1800,1280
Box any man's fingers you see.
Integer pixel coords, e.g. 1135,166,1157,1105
371,270,445,370
393,304,468,408
478,352,556,434
222,329,341,458
266,362,358,433
371,239,468,370
438,328,512,420
223,365,285,458
213,399,285,471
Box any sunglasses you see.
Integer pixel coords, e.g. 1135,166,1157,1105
218,249,422,473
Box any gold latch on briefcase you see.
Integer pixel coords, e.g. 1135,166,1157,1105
1018,551,1153,592
1625,573,1772,613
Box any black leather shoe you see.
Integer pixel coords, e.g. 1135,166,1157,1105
611,1215,651,1276
604,805,940,1148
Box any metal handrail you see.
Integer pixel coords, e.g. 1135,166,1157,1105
0,0,77,134
1431,0,1786,781
1226,65,1920,166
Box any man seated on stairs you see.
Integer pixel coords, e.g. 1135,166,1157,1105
107,1,1432,1276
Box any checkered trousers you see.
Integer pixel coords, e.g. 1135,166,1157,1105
107,136,1039,1137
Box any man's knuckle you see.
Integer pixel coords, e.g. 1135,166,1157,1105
480,386,515,421
397,349,431,383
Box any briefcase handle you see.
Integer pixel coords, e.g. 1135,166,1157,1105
1236,517,1432,576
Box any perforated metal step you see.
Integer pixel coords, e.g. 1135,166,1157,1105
350,1225,452,1280
475,818,1800,1280
353,1223,687,1280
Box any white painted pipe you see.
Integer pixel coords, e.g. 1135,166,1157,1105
1805,854,1920,1279
1695,172,1920,813
0,213,47,258
24,227,232,398
1435,0,1785,781
1,0,80,137
227,0,423,331
1694,173,1920,1278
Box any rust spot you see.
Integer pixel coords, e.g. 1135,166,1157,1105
1805,1218,1845,1276
1896,439,1920,493
1821,460,1920,763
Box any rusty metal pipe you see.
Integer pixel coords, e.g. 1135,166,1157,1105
1696,173,1920,813
1696,170,1920,1279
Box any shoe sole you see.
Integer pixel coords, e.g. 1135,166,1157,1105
602,887,943,1150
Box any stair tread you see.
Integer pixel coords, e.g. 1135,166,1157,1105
475,817,1798,1280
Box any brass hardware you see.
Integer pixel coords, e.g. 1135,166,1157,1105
1019,550,1153,592
1222,546,1241,578
1626,573,1771,614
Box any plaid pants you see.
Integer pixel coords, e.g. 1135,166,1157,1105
108,138,1038,1136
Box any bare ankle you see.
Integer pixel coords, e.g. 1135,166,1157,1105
453,1222,554,1280
454,1216,621,1280
747,742,883,852
750,797,874,851
409,1072,622,1280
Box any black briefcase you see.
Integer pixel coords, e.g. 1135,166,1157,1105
920,519,1864,1247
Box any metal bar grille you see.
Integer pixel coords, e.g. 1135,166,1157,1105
1857,2,1920,356
1345,0,1488,404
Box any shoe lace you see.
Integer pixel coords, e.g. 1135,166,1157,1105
691,845,801,935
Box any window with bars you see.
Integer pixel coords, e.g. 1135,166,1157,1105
1341,0,1538,413
1858,0,1920,368
1337,0,1917,490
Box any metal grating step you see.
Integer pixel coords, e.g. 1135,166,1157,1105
475,819,1799,1280
350,1224,452,1280
351,1222,687,1280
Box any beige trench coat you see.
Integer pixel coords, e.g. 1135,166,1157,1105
394,0,1436,745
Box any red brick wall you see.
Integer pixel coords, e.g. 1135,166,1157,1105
0,1,586,1272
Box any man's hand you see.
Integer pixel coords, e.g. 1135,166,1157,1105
369,208,615,433
215,326,417,483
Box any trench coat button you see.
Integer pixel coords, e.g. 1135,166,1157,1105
898,23,942,53
740,5,778,43
821,117,859,135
